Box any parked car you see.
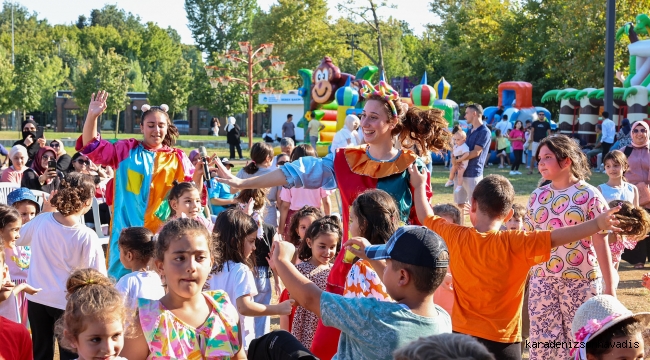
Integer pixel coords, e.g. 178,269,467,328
173,120,189,135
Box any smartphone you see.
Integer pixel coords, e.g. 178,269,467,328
47,160,57,172
35,127,44,140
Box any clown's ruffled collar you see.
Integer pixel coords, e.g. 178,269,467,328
344,145,417,178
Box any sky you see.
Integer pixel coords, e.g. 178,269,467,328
21,0,435,45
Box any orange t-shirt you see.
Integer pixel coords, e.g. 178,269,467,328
423,215,551,343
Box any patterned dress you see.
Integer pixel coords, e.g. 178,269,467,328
138,290,240,359
291,261,331,349
343,259,390,301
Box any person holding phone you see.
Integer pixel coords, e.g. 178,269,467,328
21,146,64,194
12,118,45,166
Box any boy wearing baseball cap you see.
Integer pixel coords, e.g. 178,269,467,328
408,168,622,360
260,226,451,360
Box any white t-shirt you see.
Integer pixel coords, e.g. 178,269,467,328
207,260,258,349
601,118,616,143
331,128,360,154
115,270,165,310
453,143,470,167
495,120,512,136
16,212,107,310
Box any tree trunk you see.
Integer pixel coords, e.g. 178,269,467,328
114,110,120,138
369,0,385,76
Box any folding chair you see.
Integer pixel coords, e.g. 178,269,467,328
0,182,19,204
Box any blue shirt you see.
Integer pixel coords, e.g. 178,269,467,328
320,292,452,360
208,178,234,215
463,123,491,178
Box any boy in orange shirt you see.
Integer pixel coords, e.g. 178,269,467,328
408,167,621,360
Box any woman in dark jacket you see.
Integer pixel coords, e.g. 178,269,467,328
226,116,243,159
13,118,43,166
50,139,71,172
21,146,65,193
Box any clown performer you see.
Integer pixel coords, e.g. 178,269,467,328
77,91,205,279
215,80,450,359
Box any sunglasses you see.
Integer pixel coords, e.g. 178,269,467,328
633,128,647,134
76,159,90,165
277,161,288,166
42,155,56,161
50,143,60,148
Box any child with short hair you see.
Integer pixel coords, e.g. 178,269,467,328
121,218,245,359
259,225,452,360
445,130,469,193
409,168,621,360
207,208,293,349
166,180,213,232
432,203,461,316
505,204,525,231
55,268,129,360
433,203,461,225
0,248,33,360
17,173,107,360
571,295,650,360
393,333,496,360
116,227,164,310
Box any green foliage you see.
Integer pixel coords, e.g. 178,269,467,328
0,47,14,114
10,54,41,117
148,57,192,118
35,55,69,113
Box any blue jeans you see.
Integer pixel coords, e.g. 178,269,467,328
254,266,272,338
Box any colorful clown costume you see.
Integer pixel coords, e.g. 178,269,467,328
76,135,194,279
278,145,431,359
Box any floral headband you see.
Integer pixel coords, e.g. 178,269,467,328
571,313,621,359
141,104,169,113
359,80,400,118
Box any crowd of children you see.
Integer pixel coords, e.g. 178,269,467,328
3,83,650,360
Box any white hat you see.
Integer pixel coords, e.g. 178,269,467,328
571,295,650,359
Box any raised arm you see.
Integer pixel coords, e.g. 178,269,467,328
408,164,434,224
82,91,108,148
549,206,621,248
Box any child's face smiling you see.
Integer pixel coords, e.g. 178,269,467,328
156,233,211,299
307,233,338,266
171,189,202,219
1,220,21,246
506,216,523,231
15,202,37,224
70,317,124,360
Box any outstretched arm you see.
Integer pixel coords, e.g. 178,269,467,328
408,164,434,224
550,206,621,248
82,91,108,147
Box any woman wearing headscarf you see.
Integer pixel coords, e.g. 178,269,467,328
612,118,632,151
226,116,243,159
21,146,65,193
330,114,361,154
621,121,650,268
50,139,71,172
1,145,28,184
13,118,45,166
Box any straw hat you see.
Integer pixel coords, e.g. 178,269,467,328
571,295,650,359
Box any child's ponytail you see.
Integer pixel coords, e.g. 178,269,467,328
298,215,343,262
118,227,156,262
242,142,274,174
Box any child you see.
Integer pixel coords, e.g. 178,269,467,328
166,180,213,232
445,130,469,193
606,200,650,271
259,225,452,360
495,129,510,169
291,216,341,349
505,204,525,231
115,227,165,310
55,269,129,360
7,187,40,225
393,333,496,360
279,205,324,332
343,189,400,301
431,203,461,316
235,141,277,225
526,135,617,360
207,209,293,349
409,168,621,360
16,172,107,360
0,204,39,327
279,145,332,236
120,218,245,359
0,246,33,360
570,295,650,360
598,150,638,205
509,120,526,175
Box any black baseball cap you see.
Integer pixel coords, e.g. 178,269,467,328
365,226,449,269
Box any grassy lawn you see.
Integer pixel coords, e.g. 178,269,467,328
0,130,258,143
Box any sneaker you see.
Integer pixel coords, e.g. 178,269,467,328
454,186,462,193
509,170,517,175
499,165,504,169
516,171,523,175
445,180,454,187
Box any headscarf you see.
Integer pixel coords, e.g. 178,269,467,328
225,117,237,132
30,146,58,176
50,139,66,156
21,119,37,130
344,115,359,131
621,118,631,135
9,145,27,161
21,119,38,141
631,121,650,148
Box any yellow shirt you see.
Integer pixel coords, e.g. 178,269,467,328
308,120,322,137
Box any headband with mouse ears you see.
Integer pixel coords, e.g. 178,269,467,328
359,80,400,118
141,104,170,113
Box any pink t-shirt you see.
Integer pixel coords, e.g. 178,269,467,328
280,187,332,210
509,129,525,150
525,180,608,280
1,166,25,184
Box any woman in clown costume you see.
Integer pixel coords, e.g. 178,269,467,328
215,80,450,358
77,91,204,279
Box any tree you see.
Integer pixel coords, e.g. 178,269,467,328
0,48,14,115
10,54,41,121
76,15,87,29
35,55,70,113
184,0,256,59
73,48,129,137
148,58,192,119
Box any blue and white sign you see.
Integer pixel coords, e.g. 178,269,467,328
258,94,304,105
